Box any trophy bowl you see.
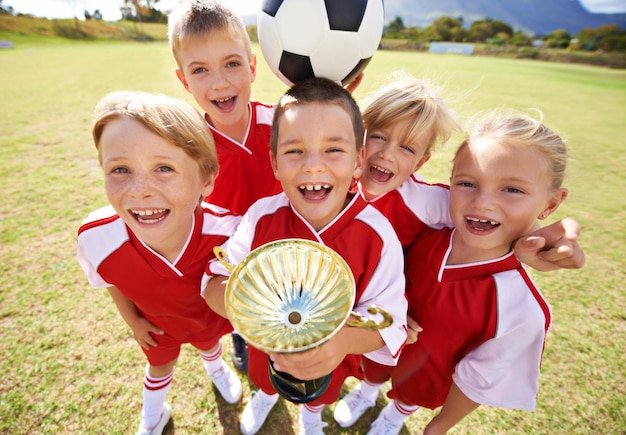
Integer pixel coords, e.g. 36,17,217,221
215,238,392,403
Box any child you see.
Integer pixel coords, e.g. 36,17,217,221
168,0,287,371
356,72,582,264
201,77,408,435
167,0,282,216
334,74,584,429
348,108,570,434
356,73,460,248
76,91,243,435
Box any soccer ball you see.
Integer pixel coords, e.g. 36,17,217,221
258,0,385,87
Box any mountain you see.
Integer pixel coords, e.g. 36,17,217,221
382,0,626,35
242,0,626,35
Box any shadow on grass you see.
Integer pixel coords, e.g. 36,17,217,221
326,383,412,434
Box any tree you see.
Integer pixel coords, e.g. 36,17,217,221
543,29,571,48
0,0,13,15
122,0,163,22
385,16,405,34
510,30,532,46
426,16,465,42
468,18,513,42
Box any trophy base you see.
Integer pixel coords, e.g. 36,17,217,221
268,357,331,404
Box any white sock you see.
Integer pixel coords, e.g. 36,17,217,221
383,400,419,425
141,366,173,429
301,403,325,424
360,379,384,402
199,342,224,374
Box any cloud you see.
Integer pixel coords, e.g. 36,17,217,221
579,0,626,13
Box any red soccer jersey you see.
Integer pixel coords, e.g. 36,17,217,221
381,226,551,410
204,192,408,405
361,174,452,248
205,101,283,215
77,205,241,354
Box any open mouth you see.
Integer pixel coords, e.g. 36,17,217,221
369,164,393,183
212,96,236,111
298,184,332,200
466,216,500,231
131,208,169,224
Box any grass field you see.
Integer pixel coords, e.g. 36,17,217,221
0,38,624,434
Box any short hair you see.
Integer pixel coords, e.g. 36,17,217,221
92,91,219,181
270,77,364,155
361,72,460,156
167,0,252,69
454,108,568,190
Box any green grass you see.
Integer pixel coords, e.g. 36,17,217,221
0,38,624,434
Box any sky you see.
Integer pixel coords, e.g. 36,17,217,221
4,0,626,21
3,0,262,21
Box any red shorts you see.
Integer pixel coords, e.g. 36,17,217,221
141,321,233,366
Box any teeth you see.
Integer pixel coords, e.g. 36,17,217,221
131,209,165,216
467,217,498,225
372,165,391,174
300,184,330,191
215,97,232,103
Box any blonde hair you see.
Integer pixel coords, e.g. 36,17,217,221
167,0,252,69
455,108,568,190
361,72,460,156
92,91,219,181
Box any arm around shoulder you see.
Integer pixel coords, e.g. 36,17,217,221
514,217,585,271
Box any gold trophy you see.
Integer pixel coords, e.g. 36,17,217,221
214,238,393,403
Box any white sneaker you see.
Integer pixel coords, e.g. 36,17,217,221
135,402,171,435
298,415,328,435
366,405,404,435
209,360,242,404
333,383,376,427
240,390,279,435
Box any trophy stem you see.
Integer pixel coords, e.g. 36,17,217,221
268,357,331,404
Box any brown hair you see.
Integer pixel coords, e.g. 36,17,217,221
270,77,364,155
167,0,252,69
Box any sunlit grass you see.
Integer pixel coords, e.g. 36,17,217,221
0,39,623,434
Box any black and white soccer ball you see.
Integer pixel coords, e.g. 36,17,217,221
258,0,385,87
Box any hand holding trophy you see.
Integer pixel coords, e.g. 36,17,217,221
215,238,392,403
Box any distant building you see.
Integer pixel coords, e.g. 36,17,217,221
429,42,475,55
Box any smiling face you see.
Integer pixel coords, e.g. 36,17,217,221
360,118,432,200
448,137,567,264
175,30,256,143
100,116,214,262
271,102,363,231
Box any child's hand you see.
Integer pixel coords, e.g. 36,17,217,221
345,72,364,94
269,340,345,381
406,315,423,345
130,317,164,350
514,217,585,271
